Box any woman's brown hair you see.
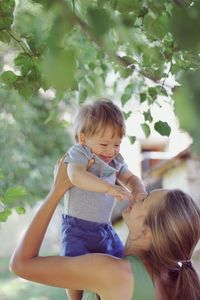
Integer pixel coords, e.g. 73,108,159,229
145,189,200,300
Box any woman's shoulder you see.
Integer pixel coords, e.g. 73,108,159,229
103,257,134,299
90,254,133,300
125,256,156,300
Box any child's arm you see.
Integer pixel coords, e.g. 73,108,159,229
117,170,147,201
68,163,132,201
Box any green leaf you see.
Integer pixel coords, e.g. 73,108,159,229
1,71,18,85
15,53,32,67
15,207,26,215
141,123,151,137
14,53,34,76
41,48,76,91
3,186,27,204
144,13,170,40
171,3,200,51
117,0,140,13
79,89,88,103
0,209,12,222
148,87,158,100
87,8,113,36
163,33,174,48
0,0,15,30
173,69,199,135
119,66,134,79
121,83,135,106
15,80,35,98
123,111,132,120
120,12,137,27
154,121,171,136
143,110,153,123
140,93,146,103
0,31,11,43
160,86,168,96
128,135,136,144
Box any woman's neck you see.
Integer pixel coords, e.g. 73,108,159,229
124,237,134,256
124,233,145,256
124,235,154,278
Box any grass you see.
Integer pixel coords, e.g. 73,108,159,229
0,257,68,300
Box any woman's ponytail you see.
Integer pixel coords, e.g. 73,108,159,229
168,261,200,300
145,189,200,300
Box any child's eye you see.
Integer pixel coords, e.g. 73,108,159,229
100,144,107,147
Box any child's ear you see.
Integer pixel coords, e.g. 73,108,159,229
79,133,86,145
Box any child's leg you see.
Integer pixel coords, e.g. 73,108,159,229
65,288,83,300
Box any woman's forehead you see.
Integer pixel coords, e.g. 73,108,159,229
148,189,168,203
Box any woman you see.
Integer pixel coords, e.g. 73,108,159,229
10,158,200,300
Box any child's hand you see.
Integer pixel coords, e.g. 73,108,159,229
107,184,132,201
132,191,148,202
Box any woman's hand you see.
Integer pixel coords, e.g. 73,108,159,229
52,157,73,198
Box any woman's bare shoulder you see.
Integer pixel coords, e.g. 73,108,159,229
95,255,134,299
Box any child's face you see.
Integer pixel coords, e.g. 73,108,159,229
80,126,122,163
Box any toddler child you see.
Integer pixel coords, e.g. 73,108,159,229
61,99,147,300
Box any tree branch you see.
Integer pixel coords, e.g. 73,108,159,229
66,3,173,89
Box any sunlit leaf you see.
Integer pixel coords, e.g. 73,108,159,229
15,207,26,215
3,186,27,204
0,209,12,222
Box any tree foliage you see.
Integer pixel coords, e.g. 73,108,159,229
0,0,200,221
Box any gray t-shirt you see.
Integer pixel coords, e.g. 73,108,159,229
63,144,128,223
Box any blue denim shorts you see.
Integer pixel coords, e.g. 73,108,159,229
60,215,124,258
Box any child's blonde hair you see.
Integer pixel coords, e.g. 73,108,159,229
74,98,126,142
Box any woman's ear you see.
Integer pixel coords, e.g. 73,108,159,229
79,132,86,145
142,225,151,238
141,225,152,245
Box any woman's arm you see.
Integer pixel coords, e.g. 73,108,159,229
9,159,130,296
9,158,72,270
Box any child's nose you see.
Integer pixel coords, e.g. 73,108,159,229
106,147,116,156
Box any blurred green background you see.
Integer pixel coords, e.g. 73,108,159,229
1,1,200,299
